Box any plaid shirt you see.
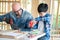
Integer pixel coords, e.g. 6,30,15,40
33,13,51,38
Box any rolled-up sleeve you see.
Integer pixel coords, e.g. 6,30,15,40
0,13,10,23
25,12,33,28
0,15,4,22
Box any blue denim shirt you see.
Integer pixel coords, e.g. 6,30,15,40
33,13,51,38
0,10,33,31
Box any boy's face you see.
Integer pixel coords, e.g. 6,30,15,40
39,12,47,17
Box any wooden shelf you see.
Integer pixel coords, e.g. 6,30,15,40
0,1,20,3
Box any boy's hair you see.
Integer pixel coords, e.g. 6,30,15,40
37,3,48,13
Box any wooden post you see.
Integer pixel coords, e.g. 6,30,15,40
56,0,59,29
31,0,39,18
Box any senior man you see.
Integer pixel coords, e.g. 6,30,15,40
0,2,33,31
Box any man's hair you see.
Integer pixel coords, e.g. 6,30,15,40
37,3,48,13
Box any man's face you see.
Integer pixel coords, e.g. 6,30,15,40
12,3,22,16
13,8,22,16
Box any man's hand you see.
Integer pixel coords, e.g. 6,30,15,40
3,17,6,21
29,20,37,28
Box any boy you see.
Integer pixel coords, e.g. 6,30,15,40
33,3,51,40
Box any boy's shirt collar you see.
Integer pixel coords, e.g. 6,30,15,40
35,13,51,21
39,13,51,17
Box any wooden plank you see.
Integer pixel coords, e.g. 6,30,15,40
0,35,15,39
55,1,59,29
0,1,20,3
31,0,39,18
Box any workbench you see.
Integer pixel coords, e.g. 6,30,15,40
0,30,46,40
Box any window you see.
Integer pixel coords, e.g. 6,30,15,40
0,0,20,30
52,0,58,29
21,0,32,13
52,0,60,29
